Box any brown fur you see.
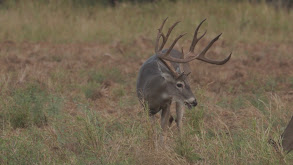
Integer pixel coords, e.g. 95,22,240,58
282,116,293,153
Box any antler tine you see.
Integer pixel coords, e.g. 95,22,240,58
181,47,184,57
158,33,186,78
160,60,180,78
176,71,185,79
189,19,207,53
155,17,168,53
194,33,232,65
158,21,181,51
199,33,222,56
154,18,188,78
159,33,186,58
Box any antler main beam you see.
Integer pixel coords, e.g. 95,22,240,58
155,18,232,65
160,32,232,64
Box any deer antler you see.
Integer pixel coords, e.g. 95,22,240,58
155,18,231,78
155,17,186,78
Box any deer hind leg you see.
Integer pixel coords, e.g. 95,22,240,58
176,102,184,135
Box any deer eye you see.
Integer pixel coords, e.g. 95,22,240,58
176,83,183,88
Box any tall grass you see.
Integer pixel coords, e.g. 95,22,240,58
0,0,293,164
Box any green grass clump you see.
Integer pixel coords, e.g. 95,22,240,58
82,82,102,100
186,106,205,135
175,136,202,163
0,134,53,164
217,95,247,110
0,83,62,129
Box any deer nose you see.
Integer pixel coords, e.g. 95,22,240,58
186,98,197,107
191,100,197,107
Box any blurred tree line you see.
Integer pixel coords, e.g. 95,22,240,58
0,0,176,7
0,0,292,9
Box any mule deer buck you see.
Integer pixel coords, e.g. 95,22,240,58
136,18,231,141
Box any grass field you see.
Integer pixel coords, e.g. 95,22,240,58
0,0,293,164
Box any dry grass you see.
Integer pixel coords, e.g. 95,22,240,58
0,0,293,164
0,0,293,44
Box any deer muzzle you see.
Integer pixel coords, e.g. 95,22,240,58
184,98,197,109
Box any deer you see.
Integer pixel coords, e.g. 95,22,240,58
269,116,293,154
282,116,293,153
136,18,231,142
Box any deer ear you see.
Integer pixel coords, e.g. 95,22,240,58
161,73,174,82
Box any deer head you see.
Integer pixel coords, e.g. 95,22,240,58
153,18,231,108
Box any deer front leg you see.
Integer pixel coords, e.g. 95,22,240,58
159,103,171,145
176,102,184,135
